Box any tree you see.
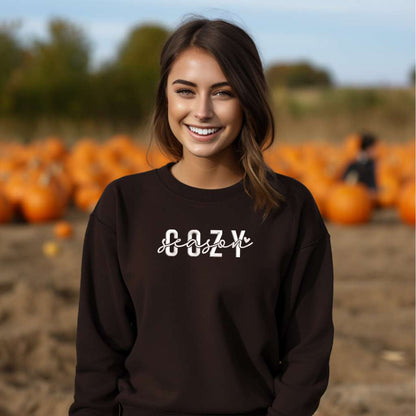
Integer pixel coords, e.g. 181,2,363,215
107,23,169,121
116,24,167,73
6,18,91,117
0,21,25,111
265,61,333,89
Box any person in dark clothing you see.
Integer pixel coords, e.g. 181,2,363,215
68,16,334,416
342,132,379,200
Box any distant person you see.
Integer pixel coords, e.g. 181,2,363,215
342,132,379,201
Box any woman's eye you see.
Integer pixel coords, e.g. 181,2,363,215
174,89,233,97
215,90,233,97
175,89,193,96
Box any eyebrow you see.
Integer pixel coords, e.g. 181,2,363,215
172,79,230,89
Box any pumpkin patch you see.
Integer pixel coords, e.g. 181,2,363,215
0,134,414,226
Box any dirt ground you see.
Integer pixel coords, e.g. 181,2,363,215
0,205,414,416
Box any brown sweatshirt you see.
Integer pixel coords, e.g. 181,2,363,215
68,161,334,416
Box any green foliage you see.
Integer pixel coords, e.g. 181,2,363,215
0,18,169,124
0,17,413,142
4,18,91,117
265,60,333,89
84,23,169,123
0,21,25,108
109,24,169,122
116,24,168,73
87,63,155,122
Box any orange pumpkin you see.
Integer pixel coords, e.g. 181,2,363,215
325,182,373,224
128,147,149,171
106,134,136,155
48,162,74,205
397,181,415,226
376,173,401,208
42,136,68,161
277,145,303,178
20,172,67,223
74,184,104,212
69,161,108,188
54,220,74,239
300,174,334,217
343,133,362,159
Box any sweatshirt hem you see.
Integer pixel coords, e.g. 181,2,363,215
120,404,267,416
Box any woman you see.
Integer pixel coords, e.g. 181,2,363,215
69,16,334,416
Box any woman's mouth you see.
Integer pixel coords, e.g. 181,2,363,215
186,125,224,141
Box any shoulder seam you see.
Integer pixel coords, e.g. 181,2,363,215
90,212,116,234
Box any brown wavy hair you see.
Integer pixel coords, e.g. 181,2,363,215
147,15,286,222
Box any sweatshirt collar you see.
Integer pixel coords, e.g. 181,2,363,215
156,161,245,203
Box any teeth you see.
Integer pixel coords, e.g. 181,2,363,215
188,126,220,135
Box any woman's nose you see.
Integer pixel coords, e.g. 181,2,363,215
194,94,214,120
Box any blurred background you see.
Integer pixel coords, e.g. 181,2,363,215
0,1,414,415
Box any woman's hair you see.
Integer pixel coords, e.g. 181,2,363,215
148,15,286,222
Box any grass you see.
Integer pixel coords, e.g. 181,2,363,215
271,86,415,143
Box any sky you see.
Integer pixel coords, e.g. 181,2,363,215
2,0,415,86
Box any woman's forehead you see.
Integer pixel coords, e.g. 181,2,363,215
168,48,227,83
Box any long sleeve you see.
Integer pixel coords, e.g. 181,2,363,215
267,230,334,416
68,213,137,416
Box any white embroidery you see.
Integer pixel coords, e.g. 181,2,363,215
157,228,254,258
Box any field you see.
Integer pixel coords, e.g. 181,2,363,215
0,203,414,416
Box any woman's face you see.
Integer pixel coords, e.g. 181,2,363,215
166,47,244,162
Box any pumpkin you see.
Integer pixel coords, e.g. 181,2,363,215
107,134,136,155
54,220,74,239
397,181,415,226
300,174,334,217
376,172,401,208
343,133,362,159
128,146,149,171
20,172,67,223
74,184,104,213
264,148,294,176
325,182,373,224
145,148,171,170
48,162,74,205
42,136,68,161
277,145,303,178
69,160,108,188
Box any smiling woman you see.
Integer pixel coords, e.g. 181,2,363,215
68,15,334,416
151,17,288,218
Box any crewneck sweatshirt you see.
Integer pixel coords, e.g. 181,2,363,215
68,161,334,416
